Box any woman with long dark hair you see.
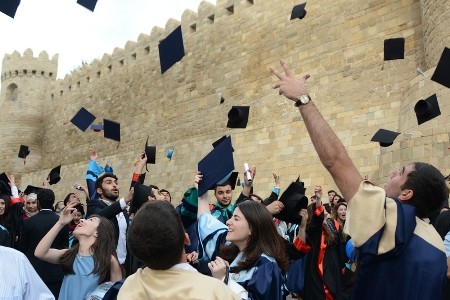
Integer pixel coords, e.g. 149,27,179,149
195,172,289,300
35,202,123,299
0,194,11,246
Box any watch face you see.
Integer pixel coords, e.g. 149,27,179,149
300,95,310,104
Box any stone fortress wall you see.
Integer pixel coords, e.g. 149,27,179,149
0,0,449,203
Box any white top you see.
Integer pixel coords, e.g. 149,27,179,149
0,246,55,300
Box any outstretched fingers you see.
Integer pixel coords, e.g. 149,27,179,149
279,59,294,77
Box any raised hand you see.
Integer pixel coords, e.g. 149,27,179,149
59,202,78,225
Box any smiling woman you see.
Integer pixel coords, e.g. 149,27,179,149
194,172,289,300
34,202,123,300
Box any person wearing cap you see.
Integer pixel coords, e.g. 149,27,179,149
86,172,133,275
271,59,448,300
19,188,68,298
117,200,240,300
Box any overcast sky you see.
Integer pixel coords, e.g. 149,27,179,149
0,0,214,78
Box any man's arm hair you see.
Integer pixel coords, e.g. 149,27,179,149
298,102,362,201
271,60,363,202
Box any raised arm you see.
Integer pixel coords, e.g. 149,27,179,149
194,172,210,218
34,202,77,263
270,59,363,202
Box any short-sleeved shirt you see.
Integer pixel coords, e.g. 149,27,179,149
344,181,447,300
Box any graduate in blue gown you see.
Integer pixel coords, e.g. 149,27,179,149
194,171,289,300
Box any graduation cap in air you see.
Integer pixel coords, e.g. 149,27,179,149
77,0,98,12
384,37,405,61
198,136,235,196
142,137,156,171
0,173,11,196
166,147,174,161
431,47,450,89
371,129,400,147
227,106,250,129
414,94,441,125
274,178,308,224
0,0,20,18
103,119,120,142
209,172,239,191
48,165,61,185
212,135,235,152
18,145,30,159
290,3,307,20
70,107,96,132
131,183,152,211
219,93,225,104
23,185,42,195
159,25,185,74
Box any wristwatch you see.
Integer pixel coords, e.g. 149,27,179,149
294,94,311,107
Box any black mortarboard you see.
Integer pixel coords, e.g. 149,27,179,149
209,171,239,191
414,94,441,125
77,0,98,12
431,47,450,89
0,0,20,18
274,180,308,224
198,136,234,196
48,165,61,185
290,3,307,20
212,136,226,148
384,37,405,61
103,119,120,142
144,137,156,164
23,185,42,195
90,124,104,132
18,145,30,159
227,106,250,129
0,173,11,195
371,129,400,147
212,136,235,152
70,107,96,132
159,25,185,74
131,183,152,211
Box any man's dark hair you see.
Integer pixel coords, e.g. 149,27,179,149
148,185,159,198
37,189,55,209
213,181,232,192
160,188,171,196
95,173,118,190
327,190,336,195
63,193,75,206
401,162,449,218
127,201,184,270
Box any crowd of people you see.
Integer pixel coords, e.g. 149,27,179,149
0,60,449,300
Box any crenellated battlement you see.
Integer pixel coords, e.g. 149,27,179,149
48,0,254,98
1,49,58,82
